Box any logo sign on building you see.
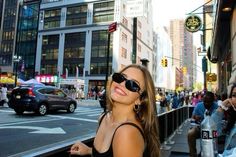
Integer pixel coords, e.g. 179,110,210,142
126,0,146,17
184,15,202,32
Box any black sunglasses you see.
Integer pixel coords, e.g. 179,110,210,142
112,73,141,93
232,93,236,97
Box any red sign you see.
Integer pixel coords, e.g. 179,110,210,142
108,22,117,33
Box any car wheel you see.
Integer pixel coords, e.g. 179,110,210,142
67,103,76,113
37,104,47,116
14,109,24,115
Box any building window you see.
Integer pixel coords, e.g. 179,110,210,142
44,9,61,29
91,30,113,75
122,17,128,27
138,44,141,52
63,32,86,77
121,47,127,58
66,5,87,26
138,20,142,28
41,35,59,75
122,32,127,43
137,31,142,39
93,1,114,23
91,30,112,58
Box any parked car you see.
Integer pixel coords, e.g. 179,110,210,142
8,85,77,116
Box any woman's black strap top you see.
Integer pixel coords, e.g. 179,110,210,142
92,113,145,157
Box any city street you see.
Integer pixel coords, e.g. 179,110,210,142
0,104,103,157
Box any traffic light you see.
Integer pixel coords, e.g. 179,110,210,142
161,58,168,67
161,58,167,67
164,59,168,67
182,67,187,75
161,59,165,67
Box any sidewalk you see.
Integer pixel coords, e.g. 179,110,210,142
160,120,200,157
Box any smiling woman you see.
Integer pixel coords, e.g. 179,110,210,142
71,64,160,157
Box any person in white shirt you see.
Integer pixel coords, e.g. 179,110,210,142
0,84,8,106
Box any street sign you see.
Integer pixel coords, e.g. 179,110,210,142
202,56,208,72
108,22,117,33
126,0,145,17
184,15,202,32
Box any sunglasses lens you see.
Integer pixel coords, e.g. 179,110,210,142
126,80,140,92
112,73,125,83
112,73,141,93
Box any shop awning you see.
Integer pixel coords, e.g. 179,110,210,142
210,0,235,63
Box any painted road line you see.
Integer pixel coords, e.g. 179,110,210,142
47,115,98,123
0,118,60,126
87,113,102,117
0,126,66,134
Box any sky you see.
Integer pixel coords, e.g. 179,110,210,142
153,0,204,27
152,0,205,83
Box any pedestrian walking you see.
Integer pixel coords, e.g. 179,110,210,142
0,84,8,106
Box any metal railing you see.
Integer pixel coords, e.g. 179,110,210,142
20,106,194,157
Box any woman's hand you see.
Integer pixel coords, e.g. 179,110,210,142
70,141,92,156
220,98,233,111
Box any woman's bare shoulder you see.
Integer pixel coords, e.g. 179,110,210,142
112,123,145,157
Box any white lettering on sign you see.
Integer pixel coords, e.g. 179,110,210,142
126,0,145,17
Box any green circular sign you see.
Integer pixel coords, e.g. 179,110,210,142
184,15,202,32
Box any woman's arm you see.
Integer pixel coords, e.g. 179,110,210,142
212,98,233,135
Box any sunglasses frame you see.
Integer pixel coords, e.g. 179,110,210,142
112,73,141,94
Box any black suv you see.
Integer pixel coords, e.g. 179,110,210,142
8,85,77,116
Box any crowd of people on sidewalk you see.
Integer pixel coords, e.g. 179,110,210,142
155,89,203,114
187,84,236,157
155,86,236,156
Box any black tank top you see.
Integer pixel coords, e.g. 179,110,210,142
92,113,145,157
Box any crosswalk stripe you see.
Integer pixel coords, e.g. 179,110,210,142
75,111,102,115
87,113,102,117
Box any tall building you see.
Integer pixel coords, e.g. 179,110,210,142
154,26,174,91
16,0,40,80
0,0,40,80
35,0,153,96
169,19,193,90
0,0,18,73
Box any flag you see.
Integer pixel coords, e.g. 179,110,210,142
21,60,25,72
65,68,68,79
76,66,79,78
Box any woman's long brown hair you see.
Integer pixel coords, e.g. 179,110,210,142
105,64,160,157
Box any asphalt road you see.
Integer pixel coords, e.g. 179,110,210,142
0,105,103,157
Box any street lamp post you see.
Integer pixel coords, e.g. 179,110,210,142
13,55,22,87
12,0,24,87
